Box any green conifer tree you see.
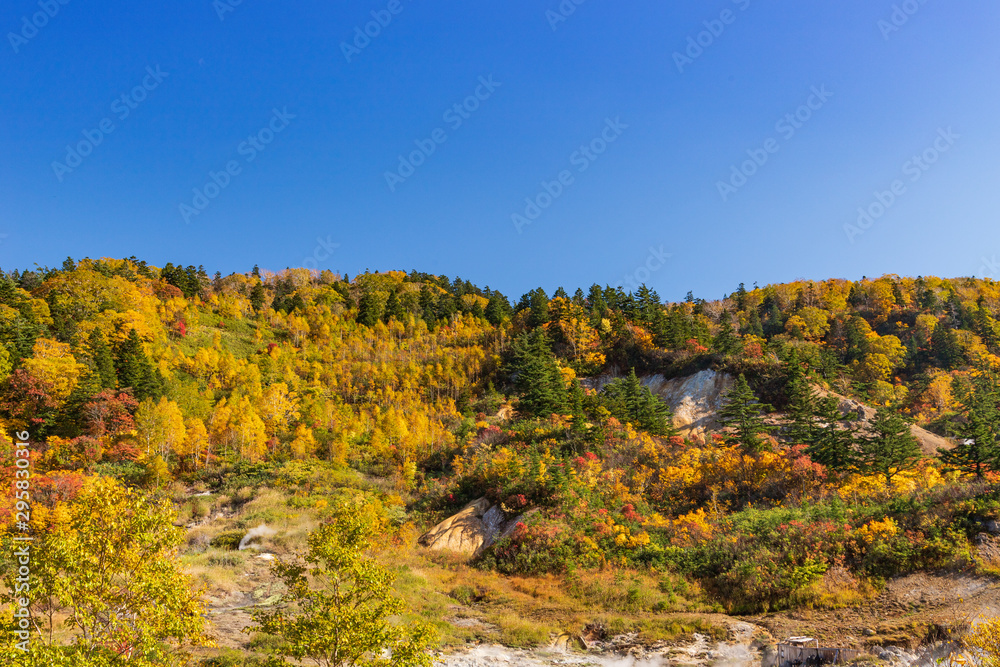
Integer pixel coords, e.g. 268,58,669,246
508,329,567,418
570,379,587,433
806,397,857,471
939,369,1000,478
88,328,117,390
858,409,921,484
600,368,676,436
713,312,741,356
115,329,162,401
718,373,774,453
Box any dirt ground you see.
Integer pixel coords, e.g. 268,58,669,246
743,571,1000,648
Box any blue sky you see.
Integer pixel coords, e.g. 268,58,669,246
1,0,998,302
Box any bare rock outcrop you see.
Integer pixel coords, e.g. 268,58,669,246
419,498,493,556
419,498,527,558
585,369,735,436
644,370,735,436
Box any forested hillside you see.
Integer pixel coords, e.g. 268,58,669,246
4,258,1000,664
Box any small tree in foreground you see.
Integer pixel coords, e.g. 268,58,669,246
0,477,210,666
966,615,1000,667
249,503,435,667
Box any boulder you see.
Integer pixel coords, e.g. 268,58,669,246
419,498,496,557
419,499,534,558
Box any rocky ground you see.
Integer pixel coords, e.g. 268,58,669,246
432,632,758,667
744,572,999,648
428,571,997,667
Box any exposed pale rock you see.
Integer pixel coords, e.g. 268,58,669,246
586,369,735,436
419,498,494,556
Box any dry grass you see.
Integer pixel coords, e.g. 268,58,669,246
385,543,721,648
793,566,876,609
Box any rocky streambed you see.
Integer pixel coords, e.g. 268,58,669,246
433,631,763,667
432,635,967,667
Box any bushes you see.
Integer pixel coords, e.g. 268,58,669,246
211,530,246,551
481,521,577,575
448,416,982,614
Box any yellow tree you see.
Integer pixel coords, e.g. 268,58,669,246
178,417,210,469
1,478,210,665
231,395,268,462
869,279,897,323
209,398,237,459
134,397,187,459
854,333,906,384
290,423,317,459
257,382,300,438
24,338,83,404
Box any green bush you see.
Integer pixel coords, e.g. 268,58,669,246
210,530,245,551
449,585,478,606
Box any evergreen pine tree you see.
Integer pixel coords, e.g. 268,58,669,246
485,292,512,326
249,282,266,312
382,290,406,323
528,288,550,328
785,374,819,445
713,312,740,356
859,409,921,484
357,292,385,327
508,329,567,418
735,282,748,312
88,328,117,390
746,309,764,338
115,329,162,401
600,368,676,436
939,369,1000,477
975,299,998,349
418,284,437,325
718,373,774,453
806,397,857,471
569,380,587,433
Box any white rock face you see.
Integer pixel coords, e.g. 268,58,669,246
587,369,735,436
643,370,735,436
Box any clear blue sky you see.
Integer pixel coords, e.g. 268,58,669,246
2,0,998,301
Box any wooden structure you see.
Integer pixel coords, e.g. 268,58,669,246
777,637,861,667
